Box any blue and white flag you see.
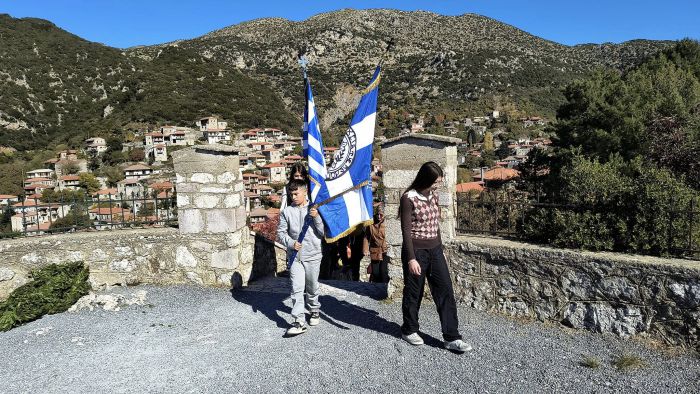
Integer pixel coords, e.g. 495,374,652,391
316,66,381,242
302,77,327,204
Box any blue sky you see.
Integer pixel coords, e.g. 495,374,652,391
2,0,699,48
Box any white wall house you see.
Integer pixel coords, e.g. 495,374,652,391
57,175,81,191
144,132,166,147
204,130,231,144
263,162,287,184
117,178,145,197
26,169,54,179
85,137,108,154
151,144,168,162
0,194,19,206
196,116,228,132
123,164,153,180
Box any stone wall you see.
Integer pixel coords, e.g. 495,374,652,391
0,145,266,301
0,228,256,300
447,236,700,349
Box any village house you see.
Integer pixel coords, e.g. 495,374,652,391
144,132,166,147
410,116,425,133
84,137,108,154
249,153,267,167
117,178,145,197
24,177,55,188
0,194,19,206
261,149,282,164
23,183,52,195
265,128,287,139
161,125,196,146
249,207,268,224
273,141,297,152
56,175,81,191
262,162,287,184
238,156,256,171
93,188,119,201
249,141,275,151
242,173,263,187
58,150,79,160
123,164,153,180
251,184,274,197
244,191,262,210
204,129,231,144
26,169,54,180
89,206,133,227
150,144,168,162
10,201,71,233
241,129,261,141
196,116,228,132
455,181,485,195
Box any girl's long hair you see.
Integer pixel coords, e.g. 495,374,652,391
397,161,443,217
289,162,308,180
288,162,311,196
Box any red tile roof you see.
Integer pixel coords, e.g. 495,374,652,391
456,182,485,193
483,167,520,181
59,175,80,181
124,164,152,171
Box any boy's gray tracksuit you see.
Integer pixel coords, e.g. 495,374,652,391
277,202,325,323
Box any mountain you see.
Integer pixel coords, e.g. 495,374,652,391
0,14,298,151
0,10,674,150
129,9,674,141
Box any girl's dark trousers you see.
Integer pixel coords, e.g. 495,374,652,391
401,244,462,341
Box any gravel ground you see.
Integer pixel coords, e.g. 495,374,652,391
1,282,699,393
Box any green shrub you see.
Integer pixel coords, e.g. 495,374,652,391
0,262,90,331
522,154,699,256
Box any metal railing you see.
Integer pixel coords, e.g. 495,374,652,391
0,189,177,239
456,190,699,260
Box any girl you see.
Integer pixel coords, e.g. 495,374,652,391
399,161,471,353
280,162,308,210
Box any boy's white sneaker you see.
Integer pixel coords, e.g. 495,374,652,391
286,321,308,336
444,339,472,353
309,312,320,326
401,332,424,346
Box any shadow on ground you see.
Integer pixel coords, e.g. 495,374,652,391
230,283,444,348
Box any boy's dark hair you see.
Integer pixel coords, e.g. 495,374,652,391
287,179,308,194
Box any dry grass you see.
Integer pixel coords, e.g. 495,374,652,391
613,353,646,371
580,355,601,369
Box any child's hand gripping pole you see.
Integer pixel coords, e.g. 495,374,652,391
286,213,313,270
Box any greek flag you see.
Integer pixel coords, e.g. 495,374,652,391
316,66,381,242
302,77,327,203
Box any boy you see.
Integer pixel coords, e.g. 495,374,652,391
276,179,325,336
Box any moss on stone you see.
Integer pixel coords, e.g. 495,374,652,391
0,262,90,331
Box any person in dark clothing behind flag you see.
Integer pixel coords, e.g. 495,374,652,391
399,161,472,353
363,205,389,283
339,227,365,281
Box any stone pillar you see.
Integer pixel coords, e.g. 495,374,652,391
380,134,461,296
172,145,253,287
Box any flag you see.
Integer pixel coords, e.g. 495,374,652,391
287,75,327,268
302,77,327,204
316,66,381,242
